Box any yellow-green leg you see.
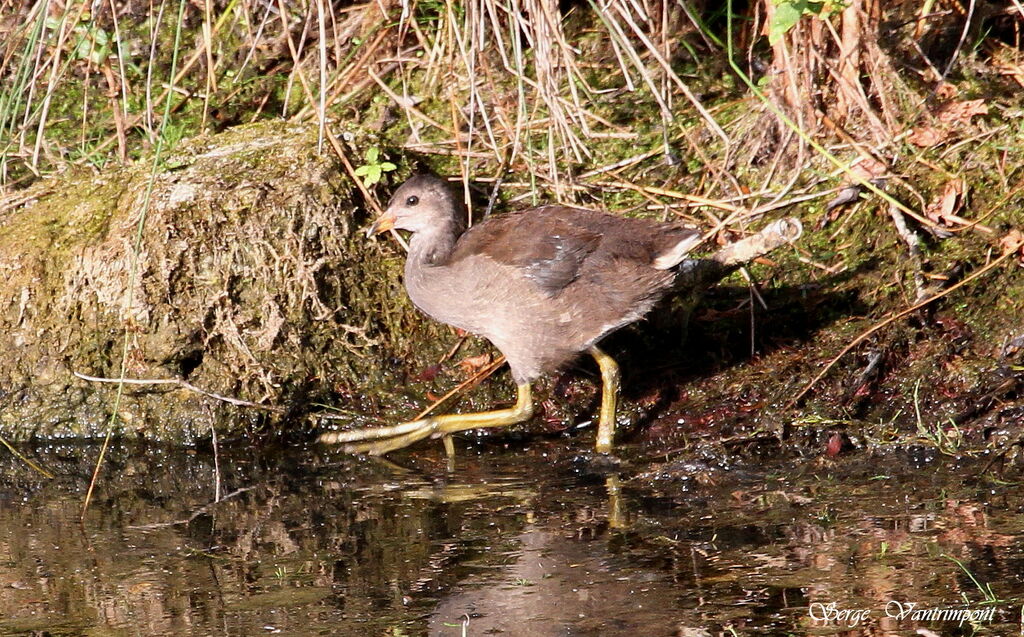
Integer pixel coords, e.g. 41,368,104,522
318,384,534,456
589,345,620,454
605,475,627,528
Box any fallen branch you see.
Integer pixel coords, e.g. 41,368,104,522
676,217,804,291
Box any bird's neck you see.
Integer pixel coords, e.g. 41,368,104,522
408,219,463,267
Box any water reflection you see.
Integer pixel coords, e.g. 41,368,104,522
0,441,1022,636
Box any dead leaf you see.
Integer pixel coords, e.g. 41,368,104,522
832,157,889,208
906,98,987,148
825,185,862,212
414,363,441,382
714,229,739,247
996,64,1024,88
936,99,988,125
907,125,947,148
999,228,1024,257
988,41,1024,88
924,179,966,226
934,82,959,100
826,432,843,457
457,353,492,376
849,156,887,182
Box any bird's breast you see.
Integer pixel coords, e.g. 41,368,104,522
404,257,486,334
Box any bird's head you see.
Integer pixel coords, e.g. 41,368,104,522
368,174,461,236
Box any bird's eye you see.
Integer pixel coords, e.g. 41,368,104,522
406,195,419,206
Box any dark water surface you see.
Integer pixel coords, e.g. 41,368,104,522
1,440,1022,636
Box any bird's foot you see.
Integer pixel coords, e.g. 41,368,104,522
318,383,536,456
317,418,441,455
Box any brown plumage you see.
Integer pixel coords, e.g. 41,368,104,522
320,174,701,455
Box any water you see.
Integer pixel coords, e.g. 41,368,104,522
1,440,1022,636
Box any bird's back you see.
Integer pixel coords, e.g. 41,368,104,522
411,205,698,381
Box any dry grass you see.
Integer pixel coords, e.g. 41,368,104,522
1,2,1022,237
0,2,737,201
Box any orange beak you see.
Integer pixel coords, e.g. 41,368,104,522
366,210,396,237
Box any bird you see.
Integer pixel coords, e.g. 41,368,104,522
318,174,701,455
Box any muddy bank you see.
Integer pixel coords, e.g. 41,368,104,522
0,122,461,440
0,120,807,446
1,119,1022,459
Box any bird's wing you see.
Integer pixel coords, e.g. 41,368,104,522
450,207,601,297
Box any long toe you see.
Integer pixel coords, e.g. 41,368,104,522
341,422,438,455
318,419,431,444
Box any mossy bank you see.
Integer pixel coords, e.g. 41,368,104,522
0,122,466,441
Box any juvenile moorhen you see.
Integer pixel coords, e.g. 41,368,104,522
319,174,701,455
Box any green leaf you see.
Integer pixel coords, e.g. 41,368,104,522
768,1,833,44
768,1,804,45
361,166,383,186
379,161,396,172
87,44,111,65
364,146,379,163
90,26,110,47
353,165,371,177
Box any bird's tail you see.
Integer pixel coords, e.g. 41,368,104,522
652,230,702,270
